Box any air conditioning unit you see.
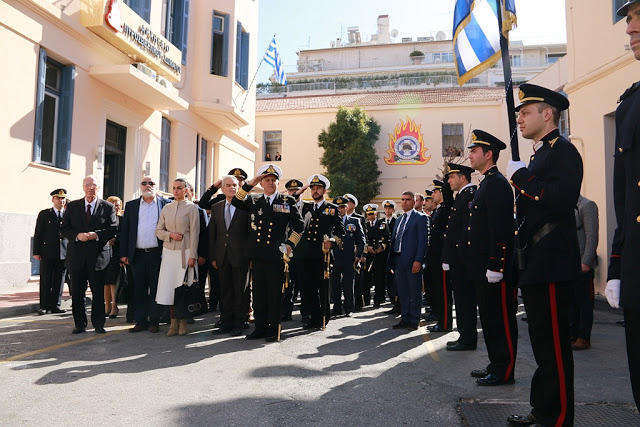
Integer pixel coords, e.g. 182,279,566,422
134,63,157,80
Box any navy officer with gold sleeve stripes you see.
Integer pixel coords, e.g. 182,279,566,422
505,85,583,427
467,130,518,387
231,164,304,342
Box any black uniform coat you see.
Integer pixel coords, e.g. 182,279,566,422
467,166,514,281
426,204,450,268
510,129,583,286
34,208,67,260
334,216,365,268
442,185,477,266
297,201,346,260
364,219,390,253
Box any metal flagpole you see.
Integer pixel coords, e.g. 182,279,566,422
496,2,520,161
238,33,277,111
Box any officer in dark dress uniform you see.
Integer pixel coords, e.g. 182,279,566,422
344,194,367,311
381,200,398,313
33,189,69,315
231,164,304,342
282,178,304,322
467,130,518,387
506,85,583,426
442,163,477,351
297,175,345,329
426,180,454,333
422,190,436,317
362,204,390,307
605,0,640,412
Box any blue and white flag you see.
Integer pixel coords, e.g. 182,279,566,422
453,0,517,85
263,36,287,85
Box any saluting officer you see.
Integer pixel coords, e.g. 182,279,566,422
467,130,518,387
198,168,248,210
282,178,305,322
442,163,478,351
381,200,398,313
298,175,345,329
231,164,304,342
344,193,367,311
362,204,391,307
505,85,582,426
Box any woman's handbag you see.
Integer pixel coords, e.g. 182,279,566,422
115,265,132,305
174,267,207,318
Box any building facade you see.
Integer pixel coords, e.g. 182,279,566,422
0,0,259,291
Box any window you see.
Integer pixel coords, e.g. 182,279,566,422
33,48,75,169
546,54,564,64
442,124,464,158
160,117,171,192
123,0,151,23
510,54,522,67
433,52,454,63
211,11,229,76
614,0,627,23
235,22,250,89
165,0,190,65
195,135,208,197
264,131,282,161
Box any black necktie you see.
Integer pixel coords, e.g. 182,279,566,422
85,204,92,223
57,210,62,221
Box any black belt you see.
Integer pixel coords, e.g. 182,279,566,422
136,247,161,253
530,220,560,247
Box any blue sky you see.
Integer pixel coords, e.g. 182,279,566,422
255,0,567,84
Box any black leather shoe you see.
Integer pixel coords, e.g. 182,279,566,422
507,413,537,426
392,321,409,329
38,309,47,315
230,328,243,337
446,340,458,346
384,308,399,315
214,319,224,327
129,324,148,333
427,324,452,332
303,323,321,330
95,327,106,334
477,374,515,386
446,342,476,351
407,323,419,330
245,330,266,340
470,369,488,378
72,327,85,334
373,302,381,308
149,325,160,333
345,312,353,317
422,314,439,322
50,308,66,314
265,334,278,342
213,327,232,335
330,309,342,316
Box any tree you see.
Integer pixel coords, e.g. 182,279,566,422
317,107,382,210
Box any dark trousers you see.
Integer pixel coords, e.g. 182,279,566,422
476,280,518,380
206,265,220,310
569,271,594,340
385,251,397,303
332,263,355,313
423,265,432,306
39,258,66,310
624,309,640,412
368,254,387,305
521,282,574,427
132,250,162,327
450,266,477,346
70,267,105,329
431,267,453,330
252,259,284,336
282,259,296,318
354,267,365,309
394,256,423,326
218,259,249,330
301,259,331,326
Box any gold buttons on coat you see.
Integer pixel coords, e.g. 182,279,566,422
637,215,640,223
520,190,525,194
619,147,623,152
514,231,518,235
257,239,261,242
535,196,540,201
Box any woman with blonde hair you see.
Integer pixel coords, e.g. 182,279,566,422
104,196,123,318
155,178,200,336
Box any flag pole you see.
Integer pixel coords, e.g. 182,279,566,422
496,3,520,161
238,33,277,111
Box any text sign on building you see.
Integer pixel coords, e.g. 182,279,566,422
81,0,182,82
384,117,431,165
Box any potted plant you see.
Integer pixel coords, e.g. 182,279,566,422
409,50,424,64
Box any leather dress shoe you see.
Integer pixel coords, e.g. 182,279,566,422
95,327,106,334
476,374,514,386
303,323,321,330
446,340,458,346
406,323,419,330
446,342,477,351
392,321,409,329
245,330,266,340
149,325,160,333
129,324,149,333
345,312,353,317
213,327,232,335
265,334,278,342
330,309,342,316
507,413,538,426
72,327,86,334
50,308,66,314
214,319,224,327
572,338,591,350
422,314,439,322
470,369,488,378
38,309,47,315
373,302,381,308
427,324,452,332
230,328,243,337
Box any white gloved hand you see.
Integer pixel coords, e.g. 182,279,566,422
442,263,450,271
506,160,526,180
605,279,621,309
486,270,503,283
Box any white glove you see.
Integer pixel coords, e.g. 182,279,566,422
486,270,503,283
506,160,526,180
605,279,621,309
442,263,450,271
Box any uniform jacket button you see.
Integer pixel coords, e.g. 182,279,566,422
637,215,640,223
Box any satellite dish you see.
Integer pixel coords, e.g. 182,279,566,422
436,31,446,41
330,40,336,48
390,29,399,38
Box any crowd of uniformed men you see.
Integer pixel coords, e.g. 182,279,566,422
32,4,640,420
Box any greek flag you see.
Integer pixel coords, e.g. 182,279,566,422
453,0,517,85
263,37,287,85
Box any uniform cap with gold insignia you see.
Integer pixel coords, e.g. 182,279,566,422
424,189,434,199
468,129,507,151
363,204,378,215
432,179,444,190
445,162,474,179
516,83,570,112
228,168,248,180
307,174,330,190
257,163,283,179
617,0,640,16
343,193,358,207
383,199,396,209
333,196,348,206
50,188,67,198
285,179,303,190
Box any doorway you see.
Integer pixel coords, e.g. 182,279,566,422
104,119,127,200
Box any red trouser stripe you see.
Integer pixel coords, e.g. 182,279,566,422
549,282,567,427
501,281,515,381
442,270,449,329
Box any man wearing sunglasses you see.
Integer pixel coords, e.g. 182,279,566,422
120,177,171,333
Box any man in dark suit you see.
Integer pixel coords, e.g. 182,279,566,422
331,196,365,317
282,179,305,322
210,174,251,336
387,191,429,331
198,168,248,211
506,85,582,426
362,204,391,307
61,175,117,334
120,177,171,333
33,188,69,315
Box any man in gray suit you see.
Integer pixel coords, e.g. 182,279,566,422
209,175,251,336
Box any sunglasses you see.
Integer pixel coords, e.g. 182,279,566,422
141,181,156,186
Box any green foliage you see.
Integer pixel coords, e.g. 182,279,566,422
317,107,382,210
409,50,425,57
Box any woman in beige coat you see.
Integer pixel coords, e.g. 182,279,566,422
155,178,200,336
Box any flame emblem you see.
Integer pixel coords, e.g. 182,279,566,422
384,117,431,165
